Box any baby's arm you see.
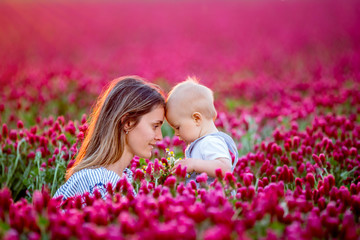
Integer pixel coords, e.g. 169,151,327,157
172,157,231,177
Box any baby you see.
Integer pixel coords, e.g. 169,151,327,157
166,77,238,186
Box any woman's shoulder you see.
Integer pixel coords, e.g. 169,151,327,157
73,167,133,188
69,167,107,183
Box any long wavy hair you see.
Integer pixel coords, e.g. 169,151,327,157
66,76,165,180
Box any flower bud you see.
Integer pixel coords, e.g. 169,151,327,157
247,186,255,199
196,173,208,184
284,141,291,152
350,183,357,195
319,153,326,165
172,136,183,146
295,177,303,187
293,136,300,148
271,175,277,182
134,169,145,183
312,154,321,166
2,124,9,138
156,141,166,150
140,180,150,195
57,134,67,143
145,163,153,181
32,190,44,214
189,180,197,190
339,186,351,206
243,173,253,187
174,164,183,179
259,160,269,174
81,114,87,124
351,195,360,217
306,173,315,188
318,197,326,211
273,130,283,141
16,120,24,129
9,130,17,141
164,176,177,189
215,168,223,180
297,163,305,174
67,160,75,169
79,123,88,133
224,172,236,188
305,182,312,200
152,186,161,198
0,188,12,213
305,146,312,155
93,188,102,199
327,174,335,188
154,158,162,177
323,176,330,195
262,177,269,186
349,147,357,157
27,152,36,159
290,151,298,161
56,116,65,126
77,132,84,141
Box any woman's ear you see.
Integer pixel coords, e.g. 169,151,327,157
121,114,135,133
124,121,131,132
192,112,202,126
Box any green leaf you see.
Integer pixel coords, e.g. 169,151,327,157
0,222,10,231
139,158,147,166
270,221,285,233
161,122,174,138
38,216,49,228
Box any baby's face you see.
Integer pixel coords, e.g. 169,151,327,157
166,106,199,144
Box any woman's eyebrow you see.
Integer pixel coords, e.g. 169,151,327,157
154,120,164,124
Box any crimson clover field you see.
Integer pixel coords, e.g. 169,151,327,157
0,0,360,239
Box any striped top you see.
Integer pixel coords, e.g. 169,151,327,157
53,167,133,200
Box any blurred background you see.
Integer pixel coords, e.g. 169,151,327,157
0,0,359,122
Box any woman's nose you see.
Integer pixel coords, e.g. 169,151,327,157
155,130,163,141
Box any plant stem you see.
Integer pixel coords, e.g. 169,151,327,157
51,142,63,195
51,164,60,196
6,139,25,186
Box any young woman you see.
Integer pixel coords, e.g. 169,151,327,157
54,76,165,200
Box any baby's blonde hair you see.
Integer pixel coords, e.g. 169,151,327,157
166,77,217,120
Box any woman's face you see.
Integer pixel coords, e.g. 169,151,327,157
126,105,164,159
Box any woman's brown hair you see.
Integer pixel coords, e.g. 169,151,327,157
66,76,165,180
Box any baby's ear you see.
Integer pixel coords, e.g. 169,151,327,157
192,112,202,125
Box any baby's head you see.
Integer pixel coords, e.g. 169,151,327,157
166,77,217,143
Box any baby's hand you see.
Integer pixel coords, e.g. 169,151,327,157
171,158,196,173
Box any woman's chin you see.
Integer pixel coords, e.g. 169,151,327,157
138,152,152,159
